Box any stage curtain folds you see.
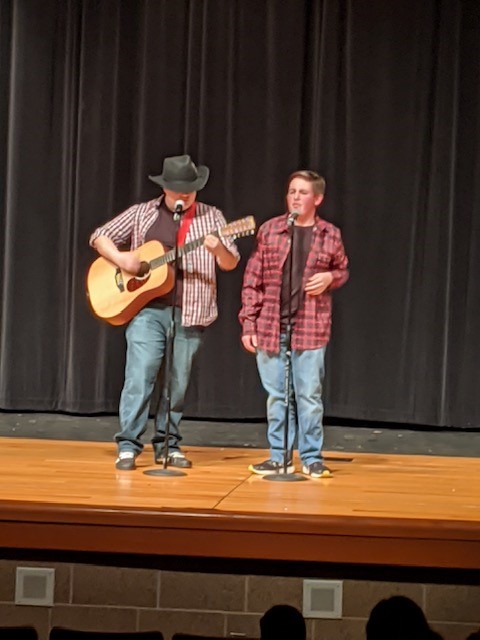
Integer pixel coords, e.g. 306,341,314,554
0,0,479,428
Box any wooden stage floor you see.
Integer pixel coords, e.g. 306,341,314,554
0,437,479,571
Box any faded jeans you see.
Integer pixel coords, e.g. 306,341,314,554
116,306,203,455
256,338,326,466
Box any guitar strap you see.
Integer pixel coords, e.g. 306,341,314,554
177,202,197,246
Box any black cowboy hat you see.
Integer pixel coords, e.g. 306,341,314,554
149,154,209,192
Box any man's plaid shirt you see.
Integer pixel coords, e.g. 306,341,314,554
239,213,349,353
90,196,239,327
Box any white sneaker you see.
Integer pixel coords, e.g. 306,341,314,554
115,450,136,470
166,451,192,468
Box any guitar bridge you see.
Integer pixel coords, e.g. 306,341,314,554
115,268,125,292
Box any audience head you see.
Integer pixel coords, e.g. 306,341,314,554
260,604,306,640
366,595,442,640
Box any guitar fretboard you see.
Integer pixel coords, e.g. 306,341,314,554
149,230,221,269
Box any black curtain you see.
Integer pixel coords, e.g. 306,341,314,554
1,0,479,428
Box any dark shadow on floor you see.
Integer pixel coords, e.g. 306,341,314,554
1,412,480,457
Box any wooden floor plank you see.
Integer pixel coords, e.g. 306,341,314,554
1,437,480,569
1,437,480,517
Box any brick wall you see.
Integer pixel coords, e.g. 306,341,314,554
0,561,479,640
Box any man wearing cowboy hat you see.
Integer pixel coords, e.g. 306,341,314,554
90,155,239,470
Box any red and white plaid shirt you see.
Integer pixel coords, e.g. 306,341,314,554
90,196,239,327
239,213,349,352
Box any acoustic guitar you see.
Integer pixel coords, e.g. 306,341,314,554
87,215,255,325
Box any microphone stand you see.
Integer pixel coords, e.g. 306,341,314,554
265,213,306,483
144,202,187,478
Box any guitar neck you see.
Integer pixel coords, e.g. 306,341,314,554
150,230,220,269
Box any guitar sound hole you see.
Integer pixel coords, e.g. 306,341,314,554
126,274,150,292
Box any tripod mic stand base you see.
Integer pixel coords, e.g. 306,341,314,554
263,472,307,482
143,468,187,477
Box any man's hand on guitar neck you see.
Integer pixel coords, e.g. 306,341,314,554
93,236,142,275
204,234,239,271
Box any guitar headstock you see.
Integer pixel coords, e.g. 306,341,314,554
220,216,256,240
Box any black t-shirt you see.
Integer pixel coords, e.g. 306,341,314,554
144,201,183,307
280,225,313,330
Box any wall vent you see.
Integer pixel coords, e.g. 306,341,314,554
15,567,55,606
303,579,343,619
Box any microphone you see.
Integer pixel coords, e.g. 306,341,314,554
174,199,185,214
173,199,185,222
287,211,300,226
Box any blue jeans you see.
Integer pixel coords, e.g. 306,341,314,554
256,339,326,466
116,306,204,455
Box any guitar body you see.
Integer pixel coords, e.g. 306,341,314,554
87,215,256,326
87,240,174,325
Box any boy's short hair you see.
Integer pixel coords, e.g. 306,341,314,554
287,170,326,196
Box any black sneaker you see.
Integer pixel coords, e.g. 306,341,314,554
249,459,295,475
302,462,332,478
115,451,136,471
155,450,192,469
